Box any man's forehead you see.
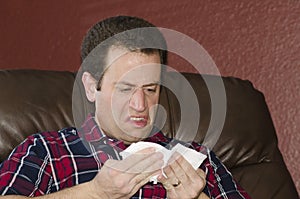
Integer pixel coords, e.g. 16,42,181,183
114,68,161,86
105,45,161,68
105,46,129,67
101,46,161,86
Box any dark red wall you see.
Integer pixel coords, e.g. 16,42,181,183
1,0,299,194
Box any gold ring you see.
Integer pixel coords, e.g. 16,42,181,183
173,180,181,187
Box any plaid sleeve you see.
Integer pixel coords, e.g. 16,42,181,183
0,134,53,196
200,148,251,199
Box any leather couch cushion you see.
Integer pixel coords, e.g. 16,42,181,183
0,69,298,198
0,70,75,161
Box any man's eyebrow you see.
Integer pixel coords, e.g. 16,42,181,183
114,81,135,87
114,81,160,87
142,83,160,87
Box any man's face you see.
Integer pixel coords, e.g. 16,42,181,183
93,49,161,144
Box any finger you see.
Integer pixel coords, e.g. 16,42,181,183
171,153,206,184
130,175,152,194
168,154,204,195
123,147,156,167
168,155,189,183
171,152,194,172
159,174,184,199
196,168,206,187
157,172,175,191
167,151,182,164
160,165,180,185
124,147,162,170
170,153,201,183
162,154,206,198
163,181,174,191
129,168,161,187
183,166,206,184
158,153,187,186
169,163,205,198
128,168,164,195
126,151,164,173
197,168,206,179
107,149,162,173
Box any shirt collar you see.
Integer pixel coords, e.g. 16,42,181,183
78,114,105,142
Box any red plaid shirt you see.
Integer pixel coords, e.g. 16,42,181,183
0,115,251,198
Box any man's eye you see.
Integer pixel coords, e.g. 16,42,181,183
121,88,132,92
144,87,157,94
117,87,132,92
147,88,156,92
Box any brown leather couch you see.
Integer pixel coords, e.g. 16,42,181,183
0,69,298,198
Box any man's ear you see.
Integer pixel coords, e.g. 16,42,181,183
81,72,97,102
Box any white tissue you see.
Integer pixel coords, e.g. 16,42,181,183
119,142,207,184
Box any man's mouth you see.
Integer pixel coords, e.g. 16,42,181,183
129,116,148,127
130,116,146,121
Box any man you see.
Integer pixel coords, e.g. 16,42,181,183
0,16,251,198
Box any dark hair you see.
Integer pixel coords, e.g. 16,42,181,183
80,16,167,89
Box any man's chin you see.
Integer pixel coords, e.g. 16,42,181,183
121,128,153,144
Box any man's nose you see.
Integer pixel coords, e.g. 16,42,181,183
129,88,146,112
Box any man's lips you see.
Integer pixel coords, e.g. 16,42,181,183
127,115,149,127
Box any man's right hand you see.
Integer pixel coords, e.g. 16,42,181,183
88,147,164,199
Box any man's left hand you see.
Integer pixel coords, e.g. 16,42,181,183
158,153,207,199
